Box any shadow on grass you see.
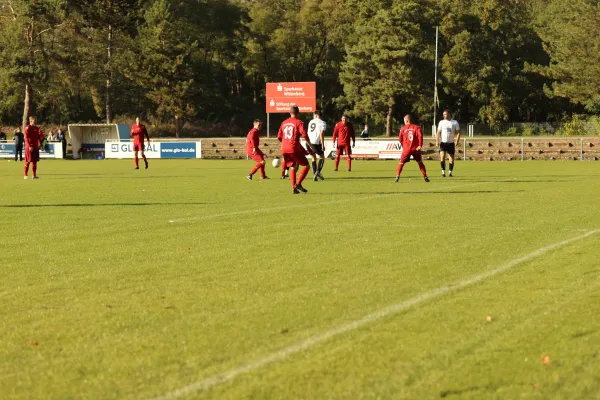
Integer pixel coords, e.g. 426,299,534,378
309,190,516,195
1,202,211,208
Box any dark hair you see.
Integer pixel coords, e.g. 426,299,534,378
290,105,299,114
342,115,349,120
314,110,321,116
253,119,262,124
443,109,451,114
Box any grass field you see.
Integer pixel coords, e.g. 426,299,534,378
1,158,599,400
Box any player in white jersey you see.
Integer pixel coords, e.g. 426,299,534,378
436,109,461,177
307,110,327,181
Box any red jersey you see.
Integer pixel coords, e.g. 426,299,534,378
24,125,43,149
130,124,149,145
332,122,355,146
399,124,423,153
277,117,308,154
246,128,261,154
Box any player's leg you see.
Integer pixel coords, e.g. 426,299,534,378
334,146,341,171
439,147,446,177
24,161,29,178
293,153,309,193
448,148,455,177
395,152,410,182
290,164,297,190
134,149,139,169
281,161,287,179
32,162,38,178
141,149,148,169
346,145,352,171
258,161,266,179
414,152,429,182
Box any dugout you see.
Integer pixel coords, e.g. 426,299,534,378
68,124,130,159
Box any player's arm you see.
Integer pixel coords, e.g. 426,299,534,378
299,122,315,153
454,122,461,146
435,124,441,147
416,127,423,151
251,132,258,154
143,126,150,143
319,128,325,147
332,124,338,147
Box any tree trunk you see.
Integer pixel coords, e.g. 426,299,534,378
386,101,394,137
106,24,113,123
22,83,32,131
175,116,181,138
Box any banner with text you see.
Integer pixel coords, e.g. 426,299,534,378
104,142,202,159
0,142,63,159
266,82,316,113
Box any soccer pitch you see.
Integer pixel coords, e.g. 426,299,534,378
1,159,599,399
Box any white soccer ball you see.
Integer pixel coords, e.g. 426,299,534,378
272,158,281,168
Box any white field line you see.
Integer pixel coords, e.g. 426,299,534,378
150,229,599,400
168,181,494,223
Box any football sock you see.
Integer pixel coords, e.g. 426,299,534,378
449,162,454,172
441,161,446,174
134,153,139,168
281,162,286,177
259,164,266,179
396,163,405,176
347,158,352,170
298,165,309,184
318,159,325,172
24,163,29,176
250,164,260,176
290,167,297,188
335,156,340,170
418,162,427,177
311,161,317,174
32,163,37,176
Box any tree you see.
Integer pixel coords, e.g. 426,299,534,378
340,0,437,136
532,0,600,113
0,0,69,129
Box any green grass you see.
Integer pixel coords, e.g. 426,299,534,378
1,158,599,399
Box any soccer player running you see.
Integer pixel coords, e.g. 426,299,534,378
246,119,268,180
332,115,355,171
395,115,430,183
23,116,44,179
130,117,150,169
277,105,316,194
307,110,327,181
436,109,461,177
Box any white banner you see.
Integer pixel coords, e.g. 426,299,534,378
105,142,162,159
377,141,403,159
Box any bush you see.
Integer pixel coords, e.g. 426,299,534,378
504,127,519,136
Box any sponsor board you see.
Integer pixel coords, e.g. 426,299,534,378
0,142,62,158
160,142,197,158
321,140,381,159
378,141,403,159
266,82,316,113
104,142,201,159
105,142,161,159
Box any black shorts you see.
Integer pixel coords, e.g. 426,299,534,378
311,144,324,157
440,142,455,155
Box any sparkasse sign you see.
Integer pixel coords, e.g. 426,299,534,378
266,82,316,113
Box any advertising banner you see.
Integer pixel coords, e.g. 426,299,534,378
160,142,197,158
321,140,381,159
377,141,403,159
104,141,201,159
266,82,316,113
105,142,162,159
0,142,62,159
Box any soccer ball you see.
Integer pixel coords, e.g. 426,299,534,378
272,158,281,168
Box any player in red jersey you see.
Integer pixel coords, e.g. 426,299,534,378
246,119,268,180
395,114,429,183
130,117,150,169
332,115,356,171
23,116,44,179
277,105,316,194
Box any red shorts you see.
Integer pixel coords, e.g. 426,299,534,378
282,151,308,167
337,144,352,157
248,151,265,163
25,147,40,163
400,151,422,164
133,143,144,152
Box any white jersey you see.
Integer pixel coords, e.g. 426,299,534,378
307,118,326,145
437,119,460,143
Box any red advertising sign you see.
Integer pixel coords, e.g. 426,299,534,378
266,82,316,113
